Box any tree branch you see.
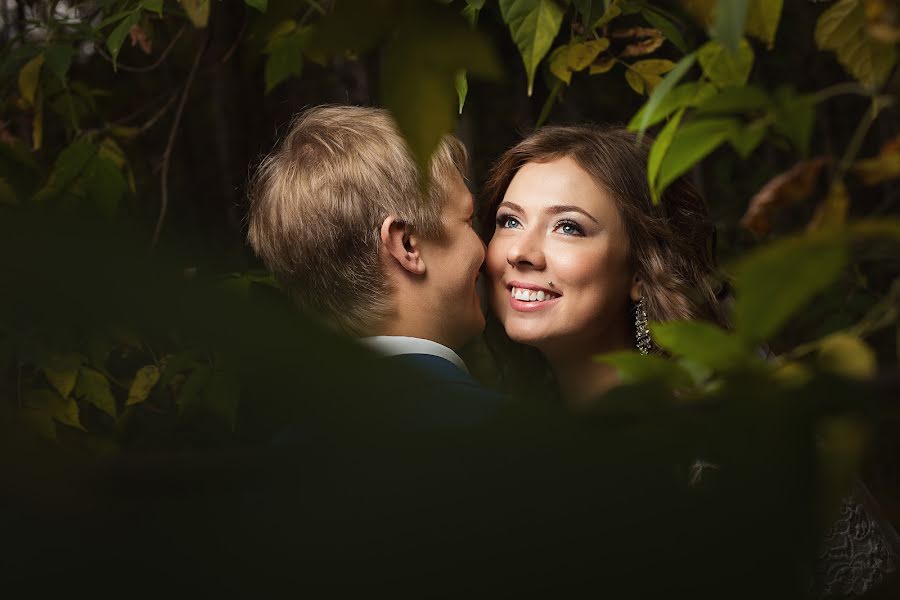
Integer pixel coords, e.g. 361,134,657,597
150,36,207,251
94,26,186,74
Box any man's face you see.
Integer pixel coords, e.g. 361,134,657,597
419,172,486,349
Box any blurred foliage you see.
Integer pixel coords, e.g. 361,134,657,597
1,0,899,590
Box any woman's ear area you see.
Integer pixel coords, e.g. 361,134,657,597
380,216,426,275
630,272,643,302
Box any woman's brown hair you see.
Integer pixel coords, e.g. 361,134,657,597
481,124,727,331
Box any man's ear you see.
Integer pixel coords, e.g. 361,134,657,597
380,216,426,275
630,273,643,302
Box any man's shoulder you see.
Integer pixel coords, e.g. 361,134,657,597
367,352,507,429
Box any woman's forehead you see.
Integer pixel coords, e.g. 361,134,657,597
504,157,620,219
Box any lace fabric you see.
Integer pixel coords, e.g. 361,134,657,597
813,486,900,598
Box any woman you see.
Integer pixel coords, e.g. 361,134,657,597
481,124,726,407
480,124,899,597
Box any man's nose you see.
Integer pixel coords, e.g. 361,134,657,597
507,229,546,270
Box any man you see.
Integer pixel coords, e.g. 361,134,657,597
247,105,501,425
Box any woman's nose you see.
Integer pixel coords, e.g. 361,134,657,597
507,230,546,270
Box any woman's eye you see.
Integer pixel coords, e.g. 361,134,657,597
555,221,584,236
496,214,522,229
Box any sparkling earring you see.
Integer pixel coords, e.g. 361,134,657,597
634,297,652,355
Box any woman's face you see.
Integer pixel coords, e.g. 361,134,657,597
485,157,638,354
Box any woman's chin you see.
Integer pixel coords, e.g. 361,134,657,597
504,325,553,349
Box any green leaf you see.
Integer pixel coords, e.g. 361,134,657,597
628,81,715,129
463,0,486,25
264,25,313,93
244,0,267,12
710,0,749,55
772,86,815,157
591,1,622,29
204,371,240,430
75,367,117,419
573,0,606,28
595,350,694,388
694,84,770,114
815,0,897,90
647,107,685,203
106,11,141,67
307,0,399,57
141,0,164,15
640,7,688,54
630,51,696,135
32,141,98,203
697,38,754,88
499,0,565,96
41,353,83,398
656,117,738,200
83,154,128,216
160,351,203,387
43,45,75,84
455,69,468,114
382,4,501,178
650,320,751,371
127,365,160,406
728,118,768,158
746,0,783,49
732,231,849,343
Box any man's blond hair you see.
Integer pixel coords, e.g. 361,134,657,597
247,105,468,336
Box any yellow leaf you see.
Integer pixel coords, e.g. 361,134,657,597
682,0,782,47
818,333,877,379
679,0,716,28
815,0,897,89
23,389,85,437
549,46,572,84
852,133,900,184
809,180,849,231
771,362,812,388
625,68,645,94
127,365,160,406
32,92,43,151
631,58,676,76
43,364,78,398
746,0,784,48
550,39,610,84
0,178,17,205
109,126,141,139
99,137,127,168
865,0,900,43
591,3,621,29
568,38,610,70
18,54,44,107
741,157,831,236
589,56,616,74
179,0,209,28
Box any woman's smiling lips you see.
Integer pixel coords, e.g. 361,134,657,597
506,280,561,312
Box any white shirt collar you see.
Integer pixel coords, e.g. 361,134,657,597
359,336,469,374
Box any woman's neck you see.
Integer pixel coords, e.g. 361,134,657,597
547,353,621,410
542,326,632,409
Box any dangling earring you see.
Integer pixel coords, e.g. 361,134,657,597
634,297,652,355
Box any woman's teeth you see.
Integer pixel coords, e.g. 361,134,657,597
510,287,558,302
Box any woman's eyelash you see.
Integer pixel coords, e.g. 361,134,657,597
496,213,521,228
555,220,584,235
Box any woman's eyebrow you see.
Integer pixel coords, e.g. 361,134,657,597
547,205,599,224
497,201,524,213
